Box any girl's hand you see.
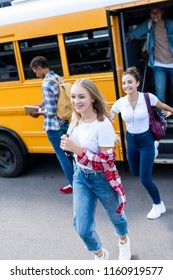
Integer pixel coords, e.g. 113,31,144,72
125,34,132,43
162,110,172,118
60,134,73,152
60,134,83,156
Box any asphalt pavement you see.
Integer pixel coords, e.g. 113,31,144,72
0,155,173,260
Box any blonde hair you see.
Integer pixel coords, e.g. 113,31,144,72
71,78,111,125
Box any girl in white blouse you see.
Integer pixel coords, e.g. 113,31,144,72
111,66,173,220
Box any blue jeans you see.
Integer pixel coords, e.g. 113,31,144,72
73,167,128,253
126,130,161,204
153,66,173,105
47,123,73,186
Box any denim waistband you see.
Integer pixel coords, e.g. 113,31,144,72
126,130,149,137
76,166,102,174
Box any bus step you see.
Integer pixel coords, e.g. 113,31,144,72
154,153,173,164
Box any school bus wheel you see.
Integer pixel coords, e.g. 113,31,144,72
0,134,27,178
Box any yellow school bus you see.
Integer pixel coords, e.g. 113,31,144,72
0,0,172,177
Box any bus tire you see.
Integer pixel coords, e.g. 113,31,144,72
0,134,26,178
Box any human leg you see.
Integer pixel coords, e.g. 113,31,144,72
126,131,140,176
90,171,131,260
47,128,73,187
139,132,161,204
95,173,128,237
138,131,166,218
127,130,161,204
153,66,167,103
168,68,173,106
73,169,103,255
73,168,131,259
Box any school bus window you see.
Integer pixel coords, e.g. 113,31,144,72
0,42,19,82
64,28,112,75
19,35,63,79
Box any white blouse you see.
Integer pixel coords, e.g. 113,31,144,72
112,92,158,134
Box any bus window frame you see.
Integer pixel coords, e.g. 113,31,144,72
64,27,113,76
18,35,63,80
0,41,19,82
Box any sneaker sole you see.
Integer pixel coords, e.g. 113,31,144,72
147,209,166,219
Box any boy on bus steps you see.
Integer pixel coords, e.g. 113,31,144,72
29,56,73,194
126,8,173,106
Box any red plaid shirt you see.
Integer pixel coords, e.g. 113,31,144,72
77,148,126,214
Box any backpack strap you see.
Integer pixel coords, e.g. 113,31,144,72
45,78,61,106
45,75,65,84
46,77,59,85
144,92,152,115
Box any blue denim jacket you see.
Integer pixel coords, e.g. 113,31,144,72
127,18,173,68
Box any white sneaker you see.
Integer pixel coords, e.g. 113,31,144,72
147,201,166,219
154,141,159,158
95,248,109,260
154,141,159,149
119,236,131,260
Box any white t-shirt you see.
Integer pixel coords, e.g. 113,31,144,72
112,92,158,134
69,117,115,168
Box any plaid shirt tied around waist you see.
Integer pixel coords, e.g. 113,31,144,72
77,148,126,214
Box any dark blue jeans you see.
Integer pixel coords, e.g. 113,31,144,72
126,130,161,204
47,123,73,186
153,66,173,105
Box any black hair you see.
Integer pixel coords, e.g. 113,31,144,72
30,56,49,69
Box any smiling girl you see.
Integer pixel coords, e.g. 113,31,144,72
60,78,131,260
111,66,173,220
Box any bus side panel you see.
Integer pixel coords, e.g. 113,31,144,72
0,83,53,153
0,8,107,43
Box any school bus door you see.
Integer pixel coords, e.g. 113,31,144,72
106,1,173,165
